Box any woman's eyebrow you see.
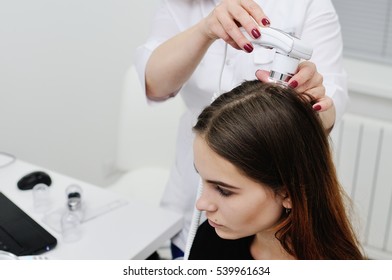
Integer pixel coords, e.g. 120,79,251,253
206,180,240,190
194,163,239,189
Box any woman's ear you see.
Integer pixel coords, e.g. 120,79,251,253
282,196,292,210
278,189,292,209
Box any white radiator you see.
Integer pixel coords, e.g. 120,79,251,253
331,113,392,259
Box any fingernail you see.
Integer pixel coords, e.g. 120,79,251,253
251,28,261,39
255,69,261,76
313,104,322,111
289,80,298,88
261,18,270,26
244,43,254,53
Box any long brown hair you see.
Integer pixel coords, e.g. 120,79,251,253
193,80,365,259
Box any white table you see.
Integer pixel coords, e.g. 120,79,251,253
0,157,183,259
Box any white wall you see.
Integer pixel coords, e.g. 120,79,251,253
344,58,392,122
0,0,159,186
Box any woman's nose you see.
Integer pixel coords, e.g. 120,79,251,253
196,187,217,212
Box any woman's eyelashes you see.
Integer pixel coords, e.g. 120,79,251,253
215,185,233,197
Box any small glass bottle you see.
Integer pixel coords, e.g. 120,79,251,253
32,183,51,213
61,184,84,243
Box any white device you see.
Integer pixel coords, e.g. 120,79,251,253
242,27,313,85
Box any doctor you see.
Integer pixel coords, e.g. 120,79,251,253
134,0,347,259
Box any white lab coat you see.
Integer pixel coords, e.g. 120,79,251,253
134,0,348,252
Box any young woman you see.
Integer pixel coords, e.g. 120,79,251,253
189,80,364,259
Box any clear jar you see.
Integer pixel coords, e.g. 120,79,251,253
61,184,84,243
61,208,83,243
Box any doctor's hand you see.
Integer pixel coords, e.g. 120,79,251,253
255,61,336,132
199,0,270,52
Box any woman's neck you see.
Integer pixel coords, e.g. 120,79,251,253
250,231,295,260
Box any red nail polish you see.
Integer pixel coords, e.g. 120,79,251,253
261,18,270,26
251,28,261,39
289,80,298,88
244,43,254,53
313,105,322,111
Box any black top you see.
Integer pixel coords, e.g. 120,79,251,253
189,220,255,260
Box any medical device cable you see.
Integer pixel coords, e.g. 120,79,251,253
183,178,204,260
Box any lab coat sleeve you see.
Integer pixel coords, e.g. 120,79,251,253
134,1,184,105
300,0,348,124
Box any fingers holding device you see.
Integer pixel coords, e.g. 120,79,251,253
202,0,270,51
249,29,334,130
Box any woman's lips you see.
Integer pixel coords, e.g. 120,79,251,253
208,219,223,228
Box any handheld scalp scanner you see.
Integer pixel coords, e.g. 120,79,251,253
243,26,313,84
183,27,313,260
